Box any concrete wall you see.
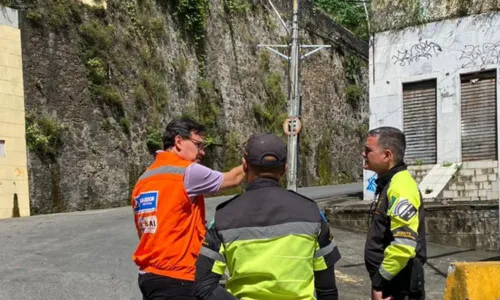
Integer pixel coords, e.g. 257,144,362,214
363,12,500,199
0,7,30,218
408,164,434,183
325,201,499,251
442,161,499,201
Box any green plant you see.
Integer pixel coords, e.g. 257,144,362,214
86,57,107,85
25,9,43,25
442,161,453,167
79,19,113,59
345,54,366,82
90,85,124,114
425,187,433,194
119,117,131,134
140,71,168,108
345,84,362,106
195,78,220,141
25,113,64,162
253,72,287,135
414,159,424,166
133,84,148,109
355,123,369,140
316,138,333,185
258,51,270,72
225,0,251,14
146,126,162,153
149,17,165,38
175,0,209,62
313,0,369,40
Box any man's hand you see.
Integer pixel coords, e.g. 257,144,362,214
371,289,393,300
220,165,245,190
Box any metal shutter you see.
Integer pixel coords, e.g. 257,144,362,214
403,80,437,164
461,70,497,161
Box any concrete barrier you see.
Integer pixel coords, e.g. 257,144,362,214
444,261,500,299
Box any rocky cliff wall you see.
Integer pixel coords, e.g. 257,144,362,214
6,0,368,214
371,0,500,32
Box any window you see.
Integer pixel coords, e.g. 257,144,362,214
0,140,5,157
403,79,437,165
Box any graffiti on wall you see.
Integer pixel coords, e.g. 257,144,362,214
459,42,500,68
366,173,377,193
392,40,443,66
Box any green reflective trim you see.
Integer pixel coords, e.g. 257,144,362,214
139,166,186,180
219,222,320,243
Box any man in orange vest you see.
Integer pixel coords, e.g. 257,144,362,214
131,117,245,300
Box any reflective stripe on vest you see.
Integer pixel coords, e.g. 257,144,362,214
219,221,321,242
139,166,186,180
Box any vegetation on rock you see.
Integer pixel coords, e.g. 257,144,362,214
314,0,369,40
13,0,368,214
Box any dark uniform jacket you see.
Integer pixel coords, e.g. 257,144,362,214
364,163,427,290
194,177,341,300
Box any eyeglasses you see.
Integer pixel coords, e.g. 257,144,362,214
187,137,205,150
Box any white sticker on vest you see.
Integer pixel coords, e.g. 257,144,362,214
138,215,158,234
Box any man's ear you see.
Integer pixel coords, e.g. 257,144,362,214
174,135,183,149
383,149,393,162
242,157,248,172
281,164,288,176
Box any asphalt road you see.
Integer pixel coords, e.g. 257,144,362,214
0,183,497,300
204,183,362,221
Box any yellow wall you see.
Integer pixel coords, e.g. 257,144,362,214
79,0,107,9
0,10,30,218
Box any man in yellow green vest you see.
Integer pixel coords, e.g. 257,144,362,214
193,133,341,300
362,126,427,300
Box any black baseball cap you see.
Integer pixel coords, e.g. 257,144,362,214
244,133,287,168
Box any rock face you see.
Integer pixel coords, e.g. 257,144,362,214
14,0,368,215
371,0,500,32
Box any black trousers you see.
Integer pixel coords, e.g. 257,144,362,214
372,259,425,300
138,273,197,300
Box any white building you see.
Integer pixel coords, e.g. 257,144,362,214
363,12,500,201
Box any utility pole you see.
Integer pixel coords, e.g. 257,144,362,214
258,0,330,191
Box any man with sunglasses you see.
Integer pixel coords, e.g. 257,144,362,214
131,117,246,300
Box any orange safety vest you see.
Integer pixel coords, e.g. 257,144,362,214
131,151,206,281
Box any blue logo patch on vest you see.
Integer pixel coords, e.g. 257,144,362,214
134,191,158,214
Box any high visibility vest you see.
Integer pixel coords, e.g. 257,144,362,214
131,151,206,281
199,178,341,299
364,165,427,282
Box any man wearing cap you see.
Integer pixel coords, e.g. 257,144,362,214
193,133,342,300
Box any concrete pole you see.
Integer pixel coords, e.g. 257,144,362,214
258,0,330,191
286,0,300,191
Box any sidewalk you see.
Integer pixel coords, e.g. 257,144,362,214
332,227,500,300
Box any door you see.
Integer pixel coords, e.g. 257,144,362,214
461,70,497,161
403,79,437,165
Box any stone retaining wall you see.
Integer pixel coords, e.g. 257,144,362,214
325,201,499,251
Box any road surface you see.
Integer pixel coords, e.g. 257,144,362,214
0,184,497,300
